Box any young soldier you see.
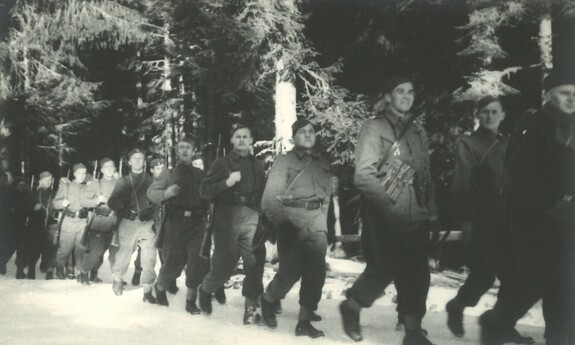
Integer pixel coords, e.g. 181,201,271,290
260,118,333,338
339,76,437,345
445,97,533,344
107,149,157,303
147,135,209,314
197,123,266,324
79,158,119,285
480,71,575,345
22,171,55,279
52,163,92,280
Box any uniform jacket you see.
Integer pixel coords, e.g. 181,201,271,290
200,150,266,211
451,127,507,221
262,147,333,227
26,187,56,228
107,171,154,219
52,181,92,211
354,106,436,226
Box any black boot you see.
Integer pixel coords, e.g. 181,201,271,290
186,299,201,315
16,267,26,279
198,285,212,315
243,306,264,325
402,329,434,345
446,298,465,337
260,297,278,329
131,270,141,286
275,300,282,314
502,328,535,345
90,268,102,283
295,320,325,338
46,271,54,280
154,283,169,307
310,311,322,322
80,272,90,286
214,286,226,304
479,310,506,345
112,279,123,296
339,300,363,342
66,267,75,280
166,280,179,294
27,266,35,280
56,266,65,280
143,291,157,304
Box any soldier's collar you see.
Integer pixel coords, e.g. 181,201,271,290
229,149,251,160
293,147,320,159
381,106,411,129
476,126,499,139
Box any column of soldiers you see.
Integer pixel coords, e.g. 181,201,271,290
0,70,573,344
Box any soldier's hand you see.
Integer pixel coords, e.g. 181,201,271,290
62,199,70,208
165,184,181,199
97,195,107,204
226,171,241,187
34,203,42,211
60,177,70,184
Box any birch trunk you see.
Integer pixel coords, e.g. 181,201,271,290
274,58,297,153
539,12,553,104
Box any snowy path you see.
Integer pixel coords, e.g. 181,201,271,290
0,255,544,345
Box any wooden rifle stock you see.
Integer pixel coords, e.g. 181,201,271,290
199,203,214,259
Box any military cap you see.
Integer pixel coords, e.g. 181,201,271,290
543,71,575,91
178,134,196,146
292,118,315,136
99,157,114,167
128,148,145,159
383,76,413,94
230,123,252,137
73,163,87,172
39,171,52,180
476,95,501,112
150,157,164,167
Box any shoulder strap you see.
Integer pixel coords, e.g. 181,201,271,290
376,116,412,172
282,156,312,200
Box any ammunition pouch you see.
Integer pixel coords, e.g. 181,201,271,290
379,157,415,203
63,208,88,219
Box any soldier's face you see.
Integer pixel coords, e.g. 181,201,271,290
38,176,52,189
231,128,253,152
74,168,87,183
385,82,414,116
293,124,316,149
129,153,145,172
100,161,116,179
151,165,164,178
548,84,575,115
477,101,505,133
177,142,194,164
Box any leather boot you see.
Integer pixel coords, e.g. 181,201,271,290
243,306,264,325
479,310,506,345
80,272,90,286
166,280,179,294
214,286,226,304
27,266,35,280
446,298,465,337
143,291,157,304
186,299,201,315
112,279,123,296
90,268,102,283
56,266,65,280
198,285,212,315
339,300,363,342
66,267,75,280
131,270,141,286
260,296,277,329
46,271,54,280
402,329,434,345
16,267,26,279
295,320,324,338
154,283,169,307
274,300,282,314
310,311,322,322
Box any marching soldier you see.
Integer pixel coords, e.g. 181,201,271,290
260,118,333,338
480,71,575,345
197,123,266,325
79,158,119,285
147,135,209,314
107,149,157,303
445,96,533,343
52,163,92,280
339,76,437,345
23,171,56,279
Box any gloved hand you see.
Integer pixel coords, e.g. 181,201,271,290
164,184,181,199
138,207,154,222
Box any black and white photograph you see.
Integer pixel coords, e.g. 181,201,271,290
0,0,574,344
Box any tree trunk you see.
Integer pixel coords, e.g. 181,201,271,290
539,12,553,104
274,58,297,153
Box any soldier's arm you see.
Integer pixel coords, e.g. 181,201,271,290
353,122,393,210
107,178,128,213
81,181,100,208
450,137,476,221
262,154,288,225
52,183,68,210
147,169,172,204
420,130,437,218
199,158,230,201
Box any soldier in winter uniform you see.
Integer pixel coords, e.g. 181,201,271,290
107,149,157,303
260,118,333,338
147,135,210,314
52,163,92,280
339,76,438,345
197,124,266,325
480,71,575,345
445,96,533,343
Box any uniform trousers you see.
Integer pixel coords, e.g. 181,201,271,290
112,218,156,285
55,217,87,270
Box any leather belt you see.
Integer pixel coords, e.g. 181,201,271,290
94,208,112,217
123,210,138,221
63,208,88,219
282,200,322,210
169,209,203,218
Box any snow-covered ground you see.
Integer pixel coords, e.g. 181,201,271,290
0,253,545,345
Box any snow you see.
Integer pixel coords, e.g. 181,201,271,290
0,253,545,345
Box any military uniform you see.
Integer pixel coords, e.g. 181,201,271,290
341,104,436,342
80,176,119,281
481,102,575,345
261,146,333,322
107,170,156,294
52,179,91,275
199,149,266,310
450,127,507,306
147,162,208,307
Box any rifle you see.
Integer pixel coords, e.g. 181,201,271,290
80,211,95,252
54,169,70,248
92,160,98,180
199,134,222,259
24,175,35,227
153,204,167,249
